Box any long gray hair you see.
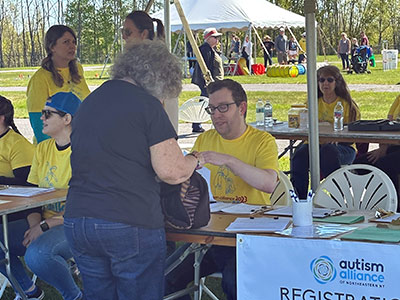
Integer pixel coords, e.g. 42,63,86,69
111,40,182,101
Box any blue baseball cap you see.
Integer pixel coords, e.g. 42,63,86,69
46,92,81,116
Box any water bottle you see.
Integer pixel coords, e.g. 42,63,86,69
264,100,273,128
333,101,344,131
256,99,265,126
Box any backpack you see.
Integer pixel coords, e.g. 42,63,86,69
160,171,210,230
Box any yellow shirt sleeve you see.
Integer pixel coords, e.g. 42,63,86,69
388,95,400,119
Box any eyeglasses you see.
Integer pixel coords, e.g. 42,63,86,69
205,102,236,115
318,77,335,83
41,109,66,119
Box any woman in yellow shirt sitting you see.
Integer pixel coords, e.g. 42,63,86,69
24,92,83,300
291,65,360,199
0,95,44,299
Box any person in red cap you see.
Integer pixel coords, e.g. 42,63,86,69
191,27,223,133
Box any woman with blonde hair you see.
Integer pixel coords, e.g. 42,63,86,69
27,25,90,143
338,32,351,70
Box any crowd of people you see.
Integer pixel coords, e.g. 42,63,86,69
0,10,398,300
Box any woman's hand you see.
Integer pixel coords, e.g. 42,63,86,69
23,224,43,247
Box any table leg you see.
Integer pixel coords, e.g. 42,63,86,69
1,215,28,300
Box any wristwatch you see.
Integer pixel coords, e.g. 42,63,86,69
39,220,50,232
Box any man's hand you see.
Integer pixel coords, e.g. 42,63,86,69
366,148,386,164
23,224,43,247
201,151,232,167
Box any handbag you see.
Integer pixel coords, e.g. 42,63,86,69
348,120,400,131
160,171,210,230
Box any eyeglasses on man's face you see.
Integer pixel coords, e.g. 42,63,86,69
205,102,236,115
41,109,66,120
318,77,335,83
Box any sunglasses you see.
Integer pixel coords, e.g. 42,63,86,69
318,77,335,83
205,102,236,115
41,109,66,119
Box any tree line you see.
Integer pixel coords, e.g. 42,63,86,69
1,0,399,68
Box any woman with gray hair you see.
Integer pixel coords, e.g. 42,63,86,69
64,40,204,300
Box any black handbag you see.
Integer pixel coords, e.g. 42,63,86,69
160,171,210,230
348,120,400,131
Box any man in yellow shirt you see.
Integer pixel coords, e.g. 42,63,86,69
166,79,279,300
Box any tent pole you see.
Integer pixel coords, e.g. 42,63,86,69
145,0,155,13
164,0,171,51
305,0,320,193
252,25,272,62
174,0,213,85
183,31,188,78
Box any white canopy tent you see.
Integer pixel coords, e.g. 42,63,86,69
153,0,305,32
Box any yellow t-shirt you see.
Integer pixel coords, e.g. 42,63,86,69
26,63,90,113
316,96,360,124
192,125,279,205
299,37,306,54
0,129,34,178
28,139,71,218
388,95,400,120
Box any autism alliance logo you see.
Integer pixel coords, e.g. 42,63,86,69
310,256,337,284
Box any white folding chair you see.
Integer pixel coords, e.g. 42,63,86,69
314,164,398,211
179,96,210,123
270,171,293,206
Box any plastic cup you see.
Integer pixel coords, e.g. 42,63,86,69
292,200,313,227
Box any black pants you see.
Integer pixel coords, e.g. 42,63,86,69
354,145,400,211
264,52,272,67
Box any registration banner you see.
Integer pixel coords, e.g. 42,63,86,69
237,234,400,300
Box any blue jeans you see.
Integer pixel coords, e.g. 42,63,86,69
64,217,166,300
291,143,356,199
24,225,82,300
340,53,349,69
0,218,34,292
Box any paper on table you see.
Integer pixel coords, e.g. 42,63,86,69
369,213,400,223
315,215,365,224
0,200,10,204
0,187,55,197
265,206,345,218
340,226,400,243
210,202,236,213
226,217,291,232
220,203,264,214
276,224,357,239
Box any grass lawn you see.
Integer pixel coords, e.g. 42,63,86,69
0,57,399,300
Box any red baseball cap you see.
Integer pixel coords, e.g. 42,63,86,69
204,27,222,40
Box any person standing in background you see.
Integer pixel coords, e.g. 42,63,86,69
337,32,351,71
241,35,252,71
360,30,370,46
262,35,274,68
288,36,299,64
26,25,90,144
191,27,223,133
275,27,288,65
298,32,307,64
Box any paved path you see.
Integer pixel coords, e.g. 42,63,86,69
2,83,400,93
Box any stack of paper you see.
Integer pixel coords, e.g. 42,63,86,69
0,187,55,197
226,217,291,232
210,202,264,214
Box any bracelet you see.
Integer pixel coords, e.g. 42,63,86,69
186,153,200,169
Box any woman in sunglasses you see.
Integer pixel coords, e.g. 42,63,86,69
291,65,360,199
27,25,90,144
0,96,45,300
24,92,83,300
